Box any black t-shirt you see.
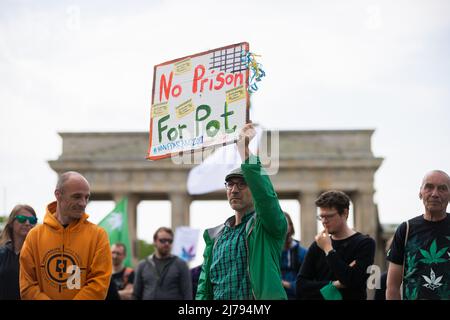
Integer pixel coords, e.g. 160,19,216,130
374,272,387,300
296,232,376,300
111,267,135,290
387,213,450,300
105,278,120,300
0,242,20,300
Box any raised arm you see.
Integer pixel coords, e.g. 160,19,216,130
238,122,286,239
236,122,255,162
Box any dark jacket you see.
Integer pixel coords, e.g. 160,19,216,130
0,241,20,300
133,254,192,300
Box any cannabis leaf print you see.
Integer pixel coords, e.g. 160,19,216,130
404,253,418,279
422,268,443,290
419,240,448,264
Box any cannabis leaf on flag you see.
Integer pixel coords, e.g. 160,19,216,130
98,197,132,267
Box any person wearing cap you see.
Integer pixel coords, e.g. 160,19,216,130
196,122,288,300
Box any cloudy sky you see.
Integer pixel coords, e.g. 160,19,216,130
1,0,449,257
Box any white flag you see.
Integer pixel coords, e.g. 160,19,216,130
187,125,263,195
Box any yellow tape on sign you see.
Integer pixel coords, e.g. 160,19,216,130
176,99,194,119
174,58,192,75
152,102,169,118
226,85,246,104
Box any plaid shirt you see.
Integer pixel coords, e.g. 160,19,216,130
210,212,255,300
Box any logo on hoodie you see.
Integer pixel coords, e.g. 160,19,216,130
42,248,84,290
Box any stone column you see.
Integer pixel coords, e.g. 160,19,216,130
352,190,377,239
299,191,319,247
352,190,383,279
113,193,139,266
169,192,191,229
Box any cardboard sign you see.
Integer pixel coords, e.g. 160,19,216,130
172,226,200,262
147,42,249,160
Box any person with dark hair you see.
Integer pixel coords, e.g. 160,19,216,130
133,227,192,300
196,122,287,300
20,171,112,300
0,204,37,299
296,190,375,300
281,212,307,299
111,242,134,300
387,170,450,300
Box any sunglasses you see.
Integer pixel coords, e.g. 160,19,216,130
15,215,38,225
158,238,173,244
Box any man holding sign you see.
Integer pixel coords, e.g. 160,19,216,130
196,122,288,300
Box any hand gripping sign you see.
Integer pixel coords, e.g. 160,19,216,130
147,42,250,160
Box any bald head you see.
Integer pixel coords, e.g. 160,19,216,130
419,170,450,218
421,170,450,189
56,171,90,193
54,171,90,224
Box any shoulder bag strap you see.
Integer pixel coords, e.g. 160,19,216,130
400,220,410,299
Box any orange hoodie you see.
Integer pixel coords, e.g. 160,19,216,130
20,201,112,300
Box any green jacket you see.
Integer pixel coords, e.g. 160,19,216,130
196,155,287,300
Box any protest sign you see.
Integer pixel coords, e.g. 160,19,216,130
172,226,200,262
147,42,249,160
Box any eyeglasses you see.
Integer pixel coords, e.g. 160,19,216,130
316,213,338,221
224,181,248,190
158,238,173,244
15,215,38,225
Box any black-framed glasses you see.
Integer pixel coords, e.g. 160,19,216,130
224,181,248,190
316,213,338,221
158,238,173,244
15,215,38,225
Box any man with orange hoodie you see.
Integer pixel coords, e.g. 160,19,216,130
20,171,112,300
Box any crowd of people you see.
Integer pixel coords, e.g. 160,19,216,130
1,123,449,300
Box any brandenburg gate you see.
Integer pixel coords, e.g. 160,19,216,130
48,130,387,267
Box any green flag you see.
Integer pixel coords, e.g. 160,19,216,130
98,197,132,267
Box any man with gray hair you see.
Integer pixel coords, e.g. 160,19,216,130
20,171,112,299
387,170,450,300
